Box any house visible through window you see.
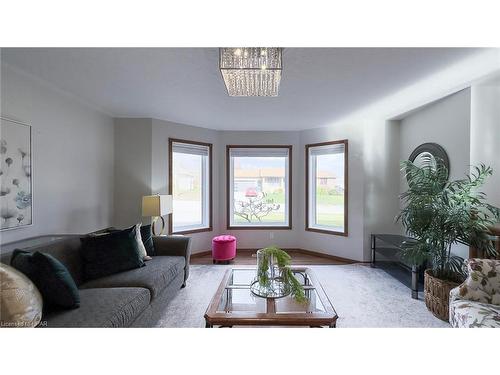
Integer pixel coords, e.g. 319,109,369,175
227,146,292,228
306,140,348,235
169,139,212,234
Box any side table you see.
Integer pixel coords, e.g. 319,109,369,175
371,234,423,299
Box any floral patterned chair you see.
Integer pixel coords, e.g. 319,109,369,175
449,258,500,328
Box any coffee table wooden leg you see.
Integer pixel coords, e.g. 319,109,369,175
205,320,213,328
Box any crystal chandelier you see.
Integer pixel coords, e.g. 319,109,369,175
219,47,282,97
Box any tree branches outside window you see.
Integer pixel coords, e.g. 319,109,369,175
234,192,280,223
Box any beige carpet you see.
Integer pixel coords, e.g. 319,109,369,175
156,264,449,328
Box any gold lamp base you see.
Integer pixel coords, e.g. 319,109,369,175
151,216,166,236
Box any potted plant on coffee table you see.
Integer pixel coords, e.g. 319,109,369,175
252,246,306,303
398,158,499,321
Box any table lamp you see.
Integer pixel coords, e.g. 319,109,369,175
142,195,172,235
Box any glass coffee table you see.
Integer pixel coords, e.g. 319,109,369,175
204,267,338,328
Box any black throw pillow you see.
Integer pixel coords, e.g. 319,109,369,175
80,225,145,281
11,250,80,310
140,224,155,256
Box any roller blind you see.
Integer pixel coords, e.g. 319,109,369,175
172,142,209,156
230,147,289,158
308,143,345,156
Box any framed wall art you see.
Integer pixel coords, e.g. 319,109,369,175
1,117,33,231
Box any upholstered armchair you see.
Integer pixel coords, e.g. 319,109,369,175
449,258,500,328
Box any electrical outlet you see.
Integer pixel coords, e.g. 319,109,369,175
269,232,274,240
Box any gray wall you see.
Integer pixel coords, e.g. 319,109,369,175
112,118,221,252
113,118,152,228
151,118,220,253
399,89,471,184
470,82,500,209
362,120,402,259
398,89,472,258
298,120,402,262
111,89,483,262
1,63,114,244
113,118,402,261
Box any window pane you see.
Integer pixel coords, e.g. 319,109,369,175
315,152,344,229
171,141,210,233
230,148,290,227
308,142,346,234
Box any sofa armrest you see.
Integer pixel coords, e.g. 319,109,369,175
456,258,500,305
449,285,462,303
153,235,191,284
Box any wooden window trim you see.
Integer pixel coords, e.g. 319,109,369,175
168,138,213,235
305,140,348,237
226,145,293,230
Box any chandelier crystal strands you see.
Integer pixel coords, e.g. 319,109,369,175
219,48,282,97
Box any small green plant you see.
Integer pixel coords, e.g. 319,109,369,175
257,246,307,303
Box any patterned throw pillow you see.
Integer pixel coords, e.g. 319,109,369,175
0,263,43,327
458,259,500,305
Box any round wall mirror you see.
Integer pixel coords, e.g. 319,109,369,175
408,143,450,180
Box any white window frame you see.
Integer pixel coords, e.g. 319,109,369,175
306,140,348,236
169,139,212,234
227,145,292,229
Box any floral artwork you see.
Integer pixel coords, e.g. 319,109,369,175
0,118,32,230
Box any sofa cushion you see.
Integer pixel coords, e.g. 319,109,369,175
80,256,185,300
43,287,150,327
449,299,500,328
80,226,145,281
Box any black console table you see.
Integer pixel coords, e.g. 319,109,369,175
370,234,423,299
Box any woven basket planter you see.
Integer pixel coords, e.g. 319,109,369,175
424,269,459,321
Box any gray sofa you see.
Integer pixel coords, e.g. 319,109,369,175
0,234,191,328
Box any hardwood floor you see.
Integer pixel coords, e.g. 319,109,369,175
190,248,355,265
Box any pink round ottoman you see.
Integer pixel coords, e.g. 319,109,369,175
212,235,237,264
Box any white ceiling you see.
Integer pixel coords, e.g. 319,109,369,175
0,48,492,130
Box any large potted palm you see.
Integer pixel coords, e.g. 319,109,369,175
398,158,499,321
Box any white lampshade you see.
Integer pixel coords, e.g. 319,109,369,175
142,195,172,217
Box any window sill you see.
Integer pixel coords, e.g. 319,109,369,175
305,227,348,237
171,226,212,235
227,225,292,230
